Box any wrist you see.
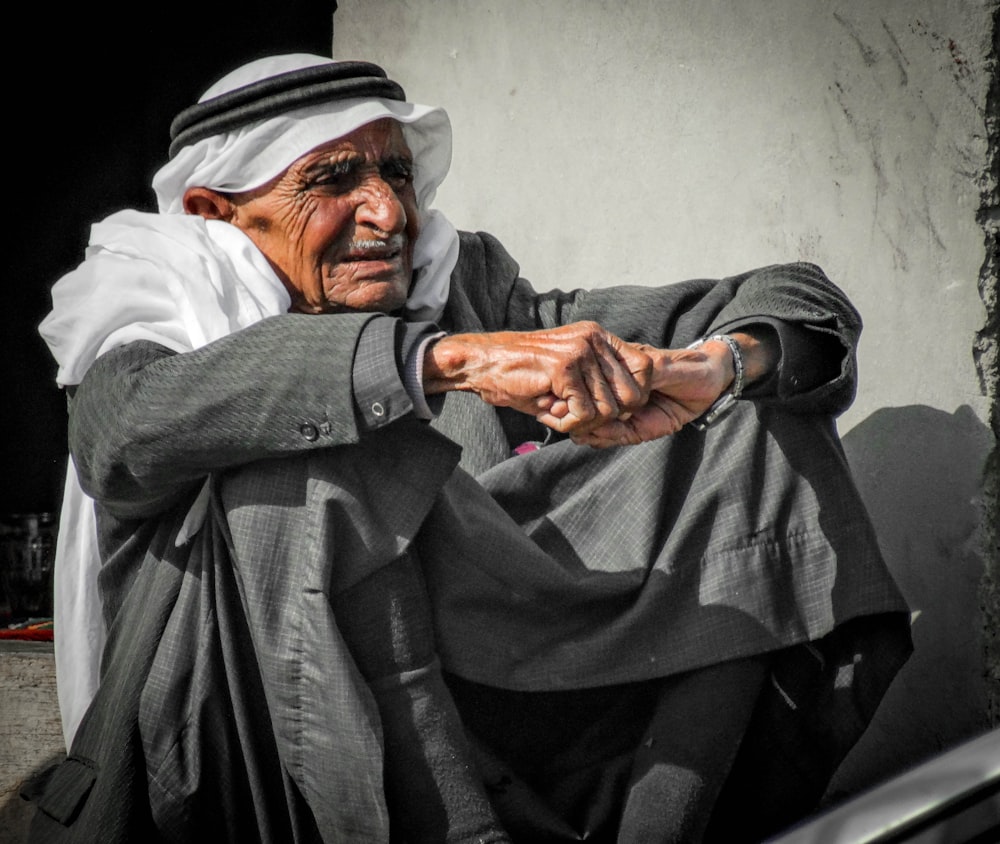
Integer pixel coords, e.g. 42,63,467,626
704,334,745,397
728,330,779,385
406,331,447,418
685,333,746,430
423,333,479,395
684,334,742,397
685,329,780,429
691,331,778,390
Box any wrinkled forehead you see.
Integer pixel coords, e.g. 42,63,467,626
152,55,452,214
293,117,414,166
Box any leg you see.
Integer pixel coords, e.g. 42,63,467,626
218,424,506,841
705,614,913,842
332,554,510,843
447,673,662,843
617,657,769,844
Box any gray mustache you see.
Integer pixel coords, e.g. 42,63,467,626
348,235,404,252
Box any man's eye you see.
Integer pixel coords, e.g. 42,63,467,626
381,161,414,188
310,163,357,192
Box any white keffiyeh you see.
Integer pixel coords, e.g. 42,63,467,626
38,53,459,747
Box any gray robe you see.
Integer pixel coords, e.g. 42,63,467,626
27,232,910,842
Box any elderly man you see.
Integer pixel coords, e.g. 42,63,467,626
32,54,910,843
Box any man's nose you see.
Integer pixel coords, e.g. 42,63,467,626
356,177,407,234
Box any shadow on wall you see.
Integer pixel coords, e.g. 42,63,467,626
829,404,993,799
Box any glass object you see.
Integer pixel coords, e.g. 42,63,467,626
0,512,56,622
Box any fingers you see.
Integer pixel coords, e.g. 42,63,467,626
558,357,603,427
570,392,691,448
532,332,736,446
574,333,654,419
545,325,655,432
605,338,654,409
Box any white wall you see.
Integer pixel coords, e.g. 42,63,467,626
334,0,998,794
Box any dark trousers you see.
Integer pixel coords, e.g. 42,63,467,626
448,613,912,843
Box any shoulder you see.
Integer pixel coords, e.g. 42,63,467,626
455,230,521,279
448,231,524,330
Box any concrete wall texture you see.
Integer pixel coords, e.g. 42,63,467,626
335,0,999,795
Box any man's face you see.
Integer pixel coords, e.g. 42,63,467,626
225,118,420,314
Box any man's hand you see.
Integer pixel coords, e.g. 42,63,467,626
423,322,654,434
571,331,779,448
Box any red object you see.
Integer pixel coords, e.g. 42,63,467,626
0,620,54,641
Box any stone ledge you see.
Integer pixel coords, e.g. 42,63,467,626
0,641,65,843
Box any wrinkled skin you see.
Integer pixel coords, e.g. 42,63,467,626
185,118,420,315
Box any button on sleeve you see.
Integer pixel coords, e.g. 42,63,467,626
352,315,415,431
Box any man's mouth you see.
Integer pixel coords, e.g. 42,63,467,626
345,235,404,262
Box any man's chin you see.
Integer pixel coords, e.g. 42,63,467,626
323,277,411,314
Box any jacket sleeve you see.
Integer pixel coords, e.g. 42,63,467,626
68,312,416,518
450,231,862,417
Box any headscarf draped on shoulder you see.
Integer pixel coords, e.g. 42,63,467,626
42,53,459,750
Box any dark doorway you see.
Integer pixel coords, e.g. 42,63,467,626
4,3,337,516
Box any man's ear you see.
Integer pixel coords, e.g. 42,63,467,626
183,187,234,220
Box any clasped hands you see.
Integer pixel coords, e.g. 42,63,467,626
424,322,758,448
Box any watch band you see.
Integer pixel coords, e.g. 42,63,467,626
687,334,745,430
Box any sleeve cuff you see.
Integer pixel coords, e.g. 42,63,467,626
352,315,415,431
352,317,447,431
403,327,447,420
707,316,844,399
